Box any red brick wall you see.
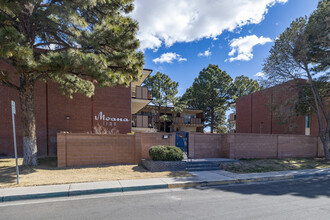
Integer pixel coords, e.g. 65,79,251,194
57,132,175,167
57,132,325,167
236,95,252,133
46,83,93,156
310,112,327,137
229,133,278,159
188,133,224,158
188,133,324,159
140,133,175,159
93,86,132,134
57,133,136,167
236,81,317,135
1,81,131,157
277,135,317,158
0,82,47,157
251,90,272,133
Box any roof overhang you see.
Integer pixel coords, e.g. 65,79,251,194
131,69,152,89
131,98,152,114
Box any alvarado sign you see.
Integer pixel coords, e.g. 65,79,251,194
94,112,130,122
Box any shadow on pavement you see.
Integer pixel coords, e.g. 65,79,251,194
190,176,330,199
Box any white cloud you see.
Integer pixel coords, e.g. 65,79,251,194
255,72,265,77
198,49,212,57
153,52,187,64
227,35,272,62
178,57,187,62
131,0,287,51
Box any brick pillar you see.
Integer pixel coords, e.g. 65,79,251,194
169,133,175,146
57,133,67,168
188,132,195,158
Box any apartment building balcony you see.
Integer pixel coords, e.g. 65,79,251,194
131,86,152,114
172,117,202,126
228,113,236,122
132,86,152,100
131,115,156,132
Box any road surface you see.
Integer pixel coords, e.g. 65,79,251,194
1,177,330,220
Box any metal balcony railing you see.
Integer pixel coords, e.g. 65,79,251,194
132,115,153,128
172,117,202,125
190,118,202,125
132,86,152,100
172,117,184,124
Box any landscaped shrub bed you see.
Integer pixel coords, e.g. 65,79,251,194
149,145,183,161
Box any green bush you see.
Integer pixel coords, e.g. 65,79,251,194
149,145,184,161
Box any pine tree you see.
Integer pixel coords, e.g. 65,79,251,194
262,1,330,159
144,72,178,131
0,0,144,165
182,65,232,133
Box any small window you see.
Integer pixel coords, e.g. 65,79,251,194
305,115,310,128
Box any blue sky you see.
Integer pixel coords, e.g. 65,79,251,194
132,0,320,96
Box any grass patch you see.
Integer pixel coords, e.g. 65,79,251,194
221,158,330,174
0,158,191,188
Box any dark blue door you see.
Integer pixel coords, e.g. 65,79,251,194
175,132,189,153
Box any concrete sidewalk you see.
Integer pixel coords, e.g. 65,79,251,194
1,168,330,202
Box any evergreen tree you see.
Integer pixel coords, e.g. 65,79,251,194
227,75,260,132
306,0,330,72
0,0,144,165
232,75,261,100
262,1,330,160
144,72,178,131
182,65,232,133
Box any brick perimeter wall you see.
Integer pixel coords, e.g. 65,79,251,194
140,133,175,159
57,133,136,167
57,132,176,167
58,132,328,168
188,133,327,159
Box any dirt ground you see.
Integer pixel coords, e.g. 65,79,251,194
221,157,330,173
0,158,191,188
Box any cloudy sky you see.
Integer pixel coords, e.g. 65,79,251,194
131,0,319,95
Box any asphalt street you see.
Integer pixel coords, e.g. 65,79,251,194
1,177,330,220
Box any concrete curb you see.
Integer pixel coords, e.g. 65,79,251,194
1,171,329,203
2,192,69,202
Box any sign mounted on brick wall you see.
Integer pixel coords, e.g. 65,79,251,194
94,112,130,127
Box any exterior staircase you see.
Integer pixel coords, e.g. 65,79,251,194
185,158,239,172
186,160,221,171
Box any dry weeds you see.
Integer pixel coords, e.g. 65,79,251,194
0,158,191,188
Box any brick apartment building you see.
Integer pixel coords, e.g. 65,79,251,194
0,59,152,157
233,80,327,136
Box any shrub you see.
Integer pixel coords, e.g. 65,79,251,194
149,145,184,161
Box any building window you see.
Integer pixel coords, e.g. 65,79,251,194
305,115,310,128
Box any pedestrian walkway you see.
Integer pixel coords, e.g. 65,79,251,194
1,168,330,202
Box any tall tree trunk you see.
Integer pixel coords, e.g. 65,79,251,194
304,67,330,160
320,132,330,160
19,84,38,166
320,115,330,160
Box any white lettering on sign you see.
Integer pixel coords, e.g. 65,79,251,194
94,112,130,122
